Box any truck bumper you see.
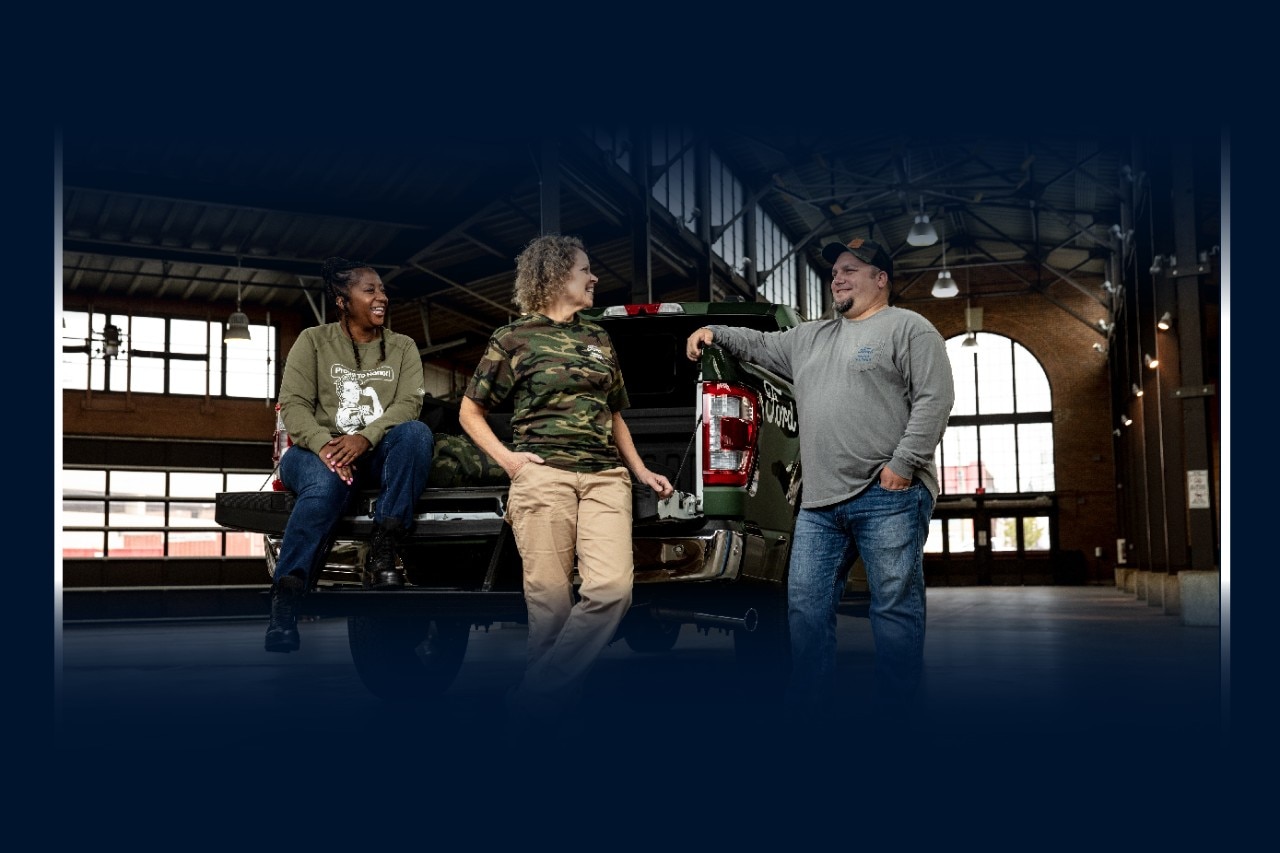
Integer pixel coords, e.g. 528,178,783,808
631,528,745,584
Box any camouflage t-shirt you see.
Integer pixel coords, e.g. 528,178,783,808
465,313,629,473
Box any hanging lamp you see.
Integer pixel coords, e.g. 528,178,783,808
907,195,938,247
224,257,252,343
931,218,958,298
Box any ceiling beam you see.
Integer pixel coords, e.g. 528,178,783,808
63,170,435,231
62,238,369,277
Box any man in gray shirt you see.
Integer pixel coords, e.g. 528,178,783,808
686,237,954,721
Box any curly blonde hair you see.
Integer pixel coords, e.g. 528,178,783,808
512,234,585,314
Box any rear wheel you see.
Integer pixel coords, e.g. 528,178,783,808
347,613,470,701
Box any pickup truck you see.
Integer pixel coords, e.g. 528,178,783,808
214,300,868,702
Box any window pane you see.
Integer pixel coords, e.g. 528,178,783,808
112,531,164,557
63,311,89,346
979,423,1017,493
1014,346,1051,411
171,357,208,395
1023,516,1050,551
210,336,225,396
168,500,217,526
1017,423,1055,491
63,499,105,527
62,312,91,390
171,319,209,355
130,355,165,393
975,334,1015,414
86,356,106,391
130,316,165,353
63,469,106,496
170,472,222,498
106,355,130,391
111,471,165,497
940,424,979,494
947,518,974,553
109,501,165,527
947,340,977,416
62,350,90,390
990,516,1020,551
168,530,223,556
226,472,274,492
63,530,105,558
226,530,267,557
225,328,273,399
924,518,943,553
806,267,825,321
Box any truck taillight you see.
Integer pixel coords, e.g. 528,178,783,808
599,303,685,316
272,403,292,491
702,382,760,487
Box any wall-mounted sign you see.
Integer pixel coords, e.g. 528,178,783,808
1187,469,1210,509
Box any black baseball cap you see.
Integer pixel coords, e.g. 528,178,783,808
821,237,893,280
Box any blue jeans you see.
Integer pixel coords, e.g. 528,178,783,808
785,479,933,712
273,420,435,584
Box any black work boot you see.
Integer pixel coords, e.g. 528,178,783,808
264,574,304,652
366,520,405,590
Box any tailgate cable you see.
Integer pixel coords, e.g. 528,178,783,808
670,414,702,487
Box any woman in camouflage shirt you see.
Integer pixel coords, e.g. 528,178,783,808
460,234,673,733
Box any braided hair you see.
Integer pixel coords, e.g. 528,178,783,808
321,256,386,369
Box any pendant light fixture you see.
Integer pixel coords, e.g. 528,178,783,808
907,195,938,247
224,256,252,343
931,218,958,298
962,268,981,347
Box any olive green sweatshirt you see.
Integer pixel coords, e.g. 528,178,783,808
277,323,425,456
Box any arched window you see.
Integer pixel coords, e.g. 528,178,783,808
937,331,1054,496
928,332,1057,575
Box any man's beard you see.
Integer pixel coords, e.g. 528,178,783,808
833,296,854,315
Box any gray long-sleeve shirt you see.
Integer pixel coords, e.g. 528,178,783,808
708,306,954,507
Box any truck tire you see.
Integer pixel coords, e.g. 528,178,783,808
623,616,682,654
347,614,470,701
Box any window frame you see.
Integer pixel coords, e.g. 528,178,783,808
933,332,1057,563
61,308,277,400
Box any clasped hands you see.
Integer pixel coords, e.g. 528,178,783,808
324,434,372,485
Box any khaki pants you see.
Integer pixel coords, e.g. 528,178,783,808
505,463,633,719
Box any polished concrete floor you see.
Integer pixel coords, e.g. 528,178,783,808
56,585,1227,768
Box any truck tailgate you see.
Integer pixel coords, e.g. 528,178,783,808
215,486,510,538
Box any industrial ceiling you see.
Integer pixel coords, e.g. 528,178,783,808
60,124,1222,376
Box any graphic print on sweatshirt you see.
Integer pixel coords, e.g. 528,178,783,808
331,364,393,433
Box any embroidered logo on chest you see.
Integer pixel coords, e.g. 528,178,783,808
854,345,876,363
582,344,608,364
